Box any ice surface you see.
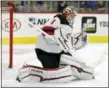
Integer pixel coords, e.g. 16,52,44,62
1,43,108,87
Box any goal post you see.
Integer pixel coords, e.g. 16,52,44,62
1,6,13,68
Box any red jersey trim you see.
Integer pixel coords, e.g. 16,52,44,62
42,26,56,35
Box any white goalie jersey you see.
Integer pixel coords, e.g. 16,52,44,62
35,14,73,53
35,14,87,53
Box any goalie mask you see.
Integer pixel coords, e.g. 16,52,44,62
63,6,78,21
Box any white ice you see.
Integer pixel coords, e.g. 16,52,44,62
1,43,108,87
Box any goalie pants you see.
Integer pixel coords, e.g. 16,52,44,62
35,48,71,68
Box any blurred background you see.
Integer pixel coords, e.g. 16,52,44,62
1,1,109,13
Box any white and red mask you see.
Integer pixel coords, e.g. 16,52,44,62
63,6,77,21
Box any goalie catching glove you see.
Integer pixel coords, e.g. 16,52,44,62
73,31,87,50
54,25,87,53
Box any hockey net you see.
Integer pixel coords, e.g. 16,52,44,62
1,6,13,68
1,6,35,68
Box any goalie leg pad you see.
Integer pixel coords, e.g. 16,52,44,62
16,65,74,83
16,65,43,82
60,54,95,80
70,65,95,80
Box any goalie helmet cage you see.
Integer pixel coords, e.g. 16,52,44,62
1,6,13,68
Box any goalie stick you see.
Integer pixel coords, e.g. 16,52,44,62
27,21,107,69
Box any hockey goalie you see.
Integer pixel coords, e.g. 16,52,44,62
16,6,94,83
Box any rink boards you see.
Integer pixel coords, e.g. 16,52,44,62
1,13,108,44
